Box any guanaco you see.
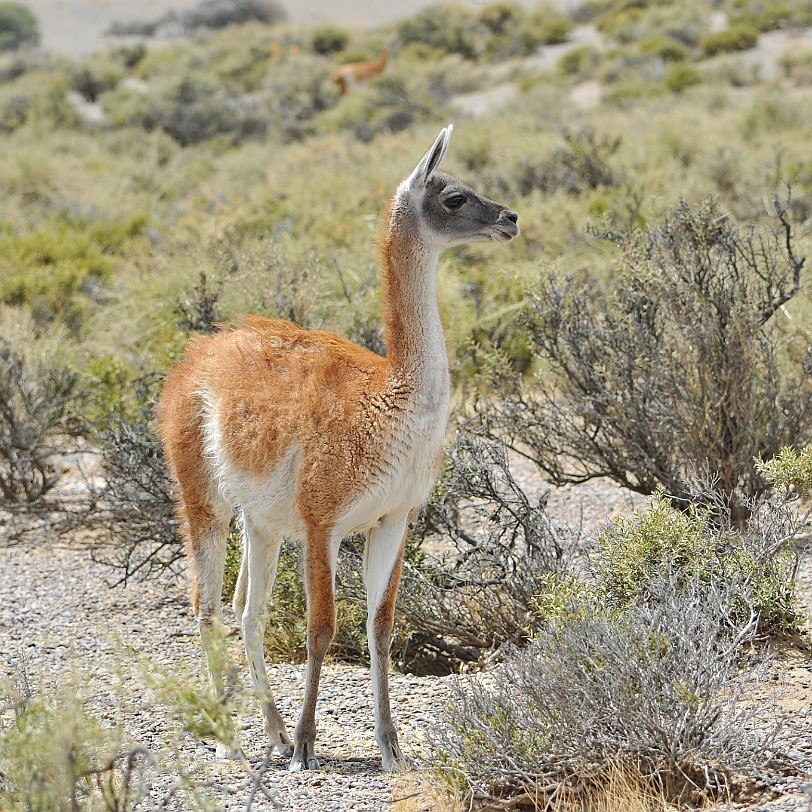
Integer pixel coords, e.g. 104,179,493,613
157,126,519,772
331,44,391,96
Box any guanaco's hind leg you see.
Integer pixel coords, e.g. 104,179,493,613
186,505,240,759
364,513,409,770
239,515,293,755
289,524,341,772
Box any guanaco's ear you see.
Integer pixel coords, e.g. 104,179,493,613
407,124,453,192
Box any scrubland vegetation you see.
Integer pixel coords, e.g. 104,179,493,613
1,0,812,808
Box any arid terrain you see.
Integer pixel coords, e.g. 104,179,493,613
2,0,812,808
2,472,810,810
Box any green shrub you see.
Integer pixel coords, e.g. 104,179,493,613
0,70,82,132
0,669,144,810
514,126,620,195
396,3,481,59
596,0,708,47
704,53,763,86
593,493,799,634
260,52,335,141
0,652,278,809
570,0,615,23
639,32,690,61
740,90,802,138
558,43,602,76
0,212,148,329
664,61,702,92
319,74,435,142
482,0,574,58
478,1,522,35
726,0,812,31
70,56,125,102
756,445,812,499
779,45,812,85
528,1,575,44
700,25,759,58
596,4,645,43
309,24,349,55
0,89,28,132
133,74,269,146
0,2,39,51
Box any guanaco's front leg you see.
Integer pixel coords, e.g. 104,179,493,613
364,513,409,770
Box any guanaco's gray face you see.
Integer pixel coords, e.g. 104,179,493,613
404,124,519,248
422,169,519,246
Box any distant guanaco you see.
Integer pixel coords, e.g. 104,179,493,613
330,43,392,96
157,125,519,772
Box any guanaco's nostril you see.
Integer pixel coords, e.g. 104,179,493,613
504,210,518,224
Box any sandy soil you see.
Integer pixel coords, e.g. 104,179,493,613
18,0,488,55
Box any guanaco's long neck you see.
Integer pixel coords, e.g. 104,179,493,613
380,198,448,390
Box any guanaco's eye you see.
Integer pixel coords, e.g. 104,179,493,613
443,194,466,210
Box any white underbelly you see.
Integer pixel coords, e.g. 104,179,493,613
203,388,447,540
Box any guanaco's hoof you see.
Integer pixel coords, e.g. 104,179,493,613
288,742,320,772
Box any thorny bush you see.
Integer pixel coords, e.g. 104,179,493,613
398,431,576,674
0,338,81,509
473,195,812,523
83,374,181,585
433,446,809,809
435,577,786,809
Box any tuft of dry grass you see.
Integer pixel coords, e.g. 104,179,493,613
391,762,692,812
535,762,694,812
391,771,463,812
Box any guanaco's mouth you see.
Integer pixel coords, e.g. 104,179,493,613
491,222,520,242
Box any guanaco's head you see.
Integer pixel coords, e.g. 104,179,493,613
398,124,519,249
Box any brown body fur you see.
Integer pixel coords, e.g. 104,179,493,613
330,47,390,96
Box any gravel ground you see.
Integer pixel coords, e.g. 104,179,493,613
1,476,810,811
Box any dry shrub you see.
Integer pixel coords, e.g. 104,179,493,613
73,373,182,585
474,195,812,523
0,337,81,509
434,576,786,809
397,431,576,674
173,271,224,335
431,446,809,809
515,127,621,197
